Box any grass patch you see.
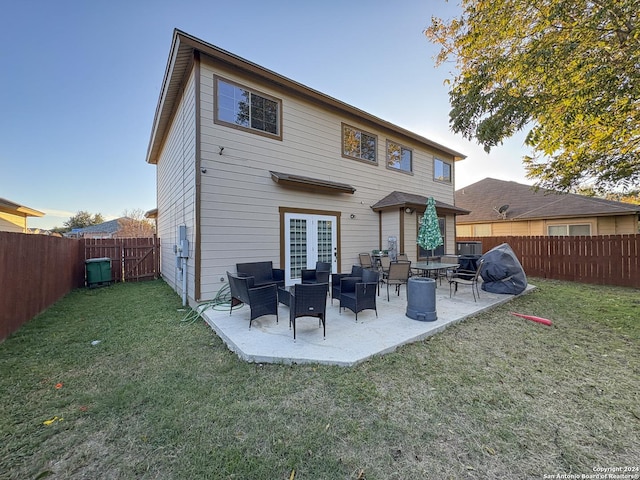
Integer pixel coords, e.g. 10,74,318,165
1,278,638,479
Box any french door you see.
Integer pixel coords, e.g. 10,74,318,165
284,213,337,285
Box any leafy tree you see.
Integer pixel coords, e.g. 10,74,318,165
63,211,105,230
425,0,640,192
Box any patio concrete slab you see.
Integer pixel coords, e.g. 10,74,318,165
202,282,534,367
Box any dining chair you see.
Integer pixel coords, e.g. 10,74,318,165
379,256,391,276
377,256,391,292
358,253,373,268
448,259,484,302
380,261,411,301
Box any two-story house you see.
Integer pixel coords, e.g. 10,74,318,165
146,30,468,306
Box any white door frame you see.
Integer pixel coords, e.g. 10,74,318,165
284,212,338,285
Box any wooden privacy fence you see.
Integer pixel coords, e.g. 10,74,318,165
0,234,160,341
84,237,160,283
457,235,640,288
1,232,85,341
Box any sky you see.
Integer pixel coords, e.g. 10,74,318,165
1,0,533,231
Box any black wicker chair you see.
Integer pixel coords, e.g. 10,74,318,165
235,261,285,288
289,283,328,341
301,261,332,291
339,268,378,322
330,265,363,305
227,272,278,328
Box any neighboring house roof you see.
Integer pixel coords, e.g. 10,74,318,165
146,29,467,166
371,191,470,216
455,178,640,223
70,218,123,236
0,197,44,218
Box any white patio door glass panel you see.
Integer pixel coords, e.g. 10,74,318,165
285,213,337,285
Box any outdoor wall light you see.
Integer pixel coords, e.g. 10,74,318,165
405,207,415,214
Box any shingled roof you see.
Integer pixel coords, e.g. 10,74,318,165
371,191,470,216
455,178,640,223
70,218,123,236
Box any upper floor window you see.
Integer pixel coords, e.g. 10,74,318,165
215,76,281,139
548,224,591,236
434,158,452,183
386,140,412,173
342,124,377,163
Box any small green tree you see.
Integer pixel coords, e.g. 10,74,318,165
63,211,105,231
425,0,640,193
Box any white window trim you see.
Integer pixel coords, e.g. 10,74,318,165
547,223,592,236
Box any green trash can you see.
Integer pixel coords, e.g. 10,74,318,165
86,257,112,287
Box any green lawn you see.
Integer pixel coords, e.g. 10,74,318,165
1,278,638,479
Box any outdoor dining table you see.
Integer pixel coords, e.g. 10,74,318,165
412,261,459,285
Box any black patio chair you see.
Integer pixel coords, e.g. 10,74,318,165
289,283,328,341
301,261,332,292
227,272,278,328
339,268,378,322
331,265,363,304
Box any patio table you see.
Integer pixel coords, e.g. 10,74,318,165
412,261,459,285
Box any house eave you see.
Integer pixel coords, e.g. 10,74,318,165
0,198,44,217
146,29,467,166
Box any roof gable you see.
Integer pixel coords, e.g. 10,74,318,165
455,178,640,222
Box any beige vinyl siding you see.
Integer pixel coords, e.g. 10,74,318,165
196,60,458,299
597,215,638,234
0,212,26,233
456,224,472,237
459,216,640,237
402,211,416,260
156,69,197,298
444,214,456,254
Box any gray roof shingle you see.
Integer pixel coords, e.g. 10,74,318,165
455,178,640,223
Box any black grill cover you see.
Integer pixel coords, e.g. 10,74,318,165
480,243,527,294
